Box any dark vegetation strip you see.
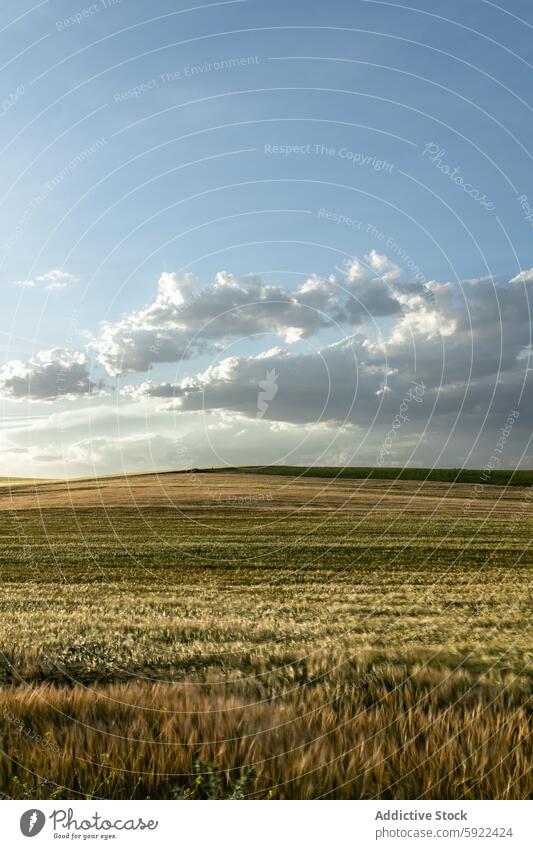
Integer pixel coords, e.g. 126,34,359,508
225,466,533,487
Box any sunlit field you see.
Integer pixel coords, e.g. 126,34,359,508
0,470,531,799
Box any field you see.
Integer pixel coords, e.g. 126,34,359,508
0,470,531,799
232,465,533,487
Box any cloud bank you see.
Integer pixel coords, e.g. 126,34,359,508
2,254,532,476
0,349,103,401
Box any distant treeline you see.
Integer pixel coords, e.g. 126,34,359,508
227,466,533,487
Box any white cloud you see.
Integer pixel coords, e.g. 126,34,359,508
93,263,428,376
120,380,180,400
365,249,401,283
11,269,77,291
0,349,104,400
4,254,533,475
123,340,392,426
510,268,533,285
94,270,338,376
121,271,533,430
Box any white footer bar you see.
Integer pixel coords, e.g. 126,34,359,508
3,799,531,848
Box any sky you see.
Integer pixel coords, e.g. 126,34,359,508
1,0,532,477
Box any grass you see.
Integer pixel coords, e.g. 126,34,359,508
0,478,50,487
7,464,532,488
0,471,531,799
229,465,533,487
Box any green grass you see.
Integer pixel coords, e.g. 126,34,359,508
5,466,532,488
228,465,533,487
1,506,530,684
0,474,531,799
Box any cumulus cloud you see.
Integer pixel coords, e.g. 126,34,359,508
95,271,336,376
0,349,104,400
510,267,533,285
122,270,533,429
123,340,405,426
12,269,77,291
93,263,431,376
6,254,533,474
121,380,182,400
362,249,402,283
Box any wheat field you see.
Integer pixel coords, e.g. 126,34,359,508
0,470,531,799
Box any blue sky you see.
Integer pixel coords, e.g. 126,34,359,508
1,0,532,476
